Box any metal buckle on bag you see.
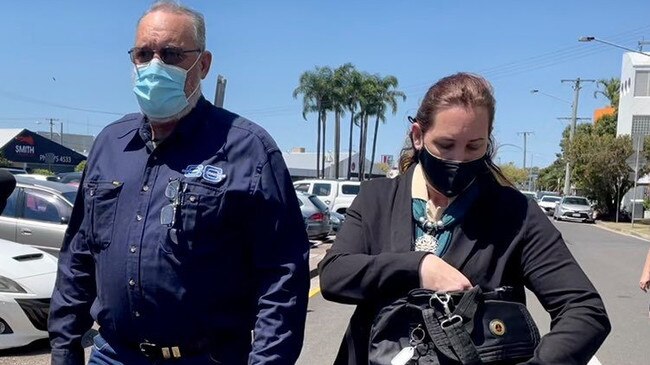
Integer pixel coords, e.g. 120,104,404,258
431,293,453,316
440,314,463,329
432,292,464,329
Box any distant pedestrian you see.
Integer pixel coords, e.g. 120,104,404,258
319,72,611,364
48,1,309,364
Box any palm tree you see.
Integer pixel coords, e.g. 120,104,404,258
355,73,378,181
293,67,332,178
331,64,354,179
343,67,363,180
593,77,620,109
368,75,405,177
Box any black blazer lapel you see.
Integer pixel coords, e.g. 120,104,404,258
390,165,416,252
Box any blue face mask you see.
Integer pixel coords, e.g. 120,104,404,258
133,55,201,120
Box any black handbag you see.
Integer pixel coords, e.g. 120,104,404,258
368,286,541,365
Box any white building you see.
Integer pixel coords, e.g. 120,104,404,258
282,147,387,180
617,52,650,137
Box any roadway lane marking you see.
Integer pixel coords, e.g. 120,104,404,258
588,356,602,365
309,286,321,298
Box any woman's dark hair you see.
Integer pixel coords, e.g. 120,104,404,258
398,72,512,186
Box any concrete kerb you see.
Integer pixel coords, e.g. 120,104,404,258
595,221,650,241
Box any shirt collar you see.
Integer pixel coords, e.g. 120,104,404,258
411,163,429,201
137,95,210,150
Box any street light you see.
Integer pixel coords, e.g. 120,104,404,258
530,89,571,105
578,36,650,57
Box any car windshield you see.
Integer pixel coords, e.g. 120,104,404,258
563,197,589,206
542,196,562,203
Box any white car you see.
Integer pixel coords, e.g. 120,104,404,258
0,238,57,349
538,195,562,216
293,179,361,214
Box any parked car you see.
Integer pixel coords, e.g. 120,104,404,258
0,168,28,176
536,190,560,200
296,192,331,240
520,190,537,201
553,196,594,223
538,195,562,216
293,179,361,214
329,211,346,234
50,171,83,187
0,177,77,250
0,238,58,349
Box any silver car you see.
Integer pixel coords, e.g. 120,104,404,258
296,192,331,240
553,196,594,223
0,177,77,251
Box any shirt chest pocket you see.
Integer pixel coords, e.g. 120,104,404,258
85,181,123,250
161,181,225,255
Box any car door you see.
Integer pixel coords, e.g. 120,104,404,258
16,188,71,250
0,188,20,242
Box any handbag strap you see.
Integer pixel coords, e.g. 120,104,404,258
422,289,483,365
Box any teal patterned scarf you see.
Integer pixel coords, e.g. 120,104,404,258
412,182,479,256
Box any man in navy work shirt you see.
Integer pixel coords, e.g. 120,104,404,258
48,1,310,364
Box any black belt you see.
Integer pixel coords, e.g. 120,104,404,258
102,333,213,361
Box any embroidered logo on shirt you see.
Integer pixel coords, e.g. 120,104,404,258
182,164,226,184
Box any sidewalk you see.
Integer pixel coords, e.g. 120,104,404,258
308,240,332,278
596,220,650,240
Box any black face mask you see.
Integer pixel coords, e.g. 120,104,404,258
418,147,488,197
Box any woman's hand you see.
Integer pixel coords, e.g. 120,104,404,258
640,271,650,292
419,254,472,292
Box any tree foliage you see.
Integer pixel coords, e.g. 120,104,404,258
537,155,565,193
593,77,620,108
498,162,528,187
294,64,404,180
75,160,86,172
564,113,650,218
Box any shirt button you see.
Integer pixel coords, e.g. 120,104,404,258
134,311,141,317
130,246,137,253
136,214,143,221
142,185,149,192
128,279,136,287
189,195,196,203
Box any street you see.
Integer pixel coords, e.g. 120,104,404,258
2,220,649,364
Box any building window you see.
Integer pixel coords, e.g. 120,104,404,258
634,71,650,96
632,115,650,136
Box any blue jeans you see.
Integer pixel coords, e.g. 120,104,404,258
88,334,221,364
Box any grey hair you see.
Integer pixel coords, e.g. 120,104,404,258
138,0,206,50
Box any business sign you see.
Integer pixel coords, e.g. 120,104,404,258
381,154,394,166
1,129,85,166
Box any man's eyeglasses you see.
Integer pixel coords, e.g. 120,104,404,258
128,46,201,66
160,179,182,227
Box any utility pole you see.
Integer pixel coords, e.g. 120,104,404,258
561,78,594,195
517,131,534,189
46,118,60,141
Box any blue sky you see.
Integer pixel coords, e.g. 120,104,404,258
1,0,649,168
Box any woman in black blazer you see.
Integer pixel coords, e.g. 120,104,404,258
319,73,610,364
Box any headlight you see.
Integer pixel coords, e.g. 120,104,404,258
0,275,27,293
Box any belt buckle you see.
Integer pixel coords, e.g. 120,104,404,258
139,342,158,358
139,342,181,360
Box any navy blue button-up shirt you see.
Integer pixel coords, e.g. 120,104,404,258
48,97,310,364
